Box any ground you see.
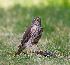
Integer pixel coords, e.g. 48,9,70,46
0,2,70,65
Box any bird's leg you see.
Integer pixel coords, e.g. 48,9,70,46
15,44,26,56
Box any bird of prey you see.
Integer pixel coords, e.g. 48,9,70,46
15,17,43,56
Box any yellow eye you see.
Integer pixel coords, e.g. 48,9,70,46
34,18,35,21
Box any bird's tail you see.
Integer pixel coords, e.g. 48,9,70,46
15,44,25,56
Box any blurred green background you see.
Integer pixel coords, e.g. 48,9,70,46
0,0,70,65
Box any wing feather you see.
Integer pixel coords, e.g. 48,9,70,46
21,26,31,45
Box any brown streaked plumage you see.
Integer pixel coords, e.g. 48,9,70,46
15,17,43,55
15,17,56,57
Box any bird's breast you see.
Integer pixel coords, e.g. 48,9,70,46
31,25,38,33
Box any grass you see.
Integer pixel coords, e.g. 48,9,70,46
0,4,70,65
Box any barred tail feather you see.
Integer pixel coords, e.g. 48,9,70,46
15,44,25,56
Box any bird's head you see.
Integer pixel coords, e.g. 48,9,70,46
32,17,41,26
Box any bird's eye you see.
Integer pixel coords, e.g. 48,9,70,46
34,18,35,21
